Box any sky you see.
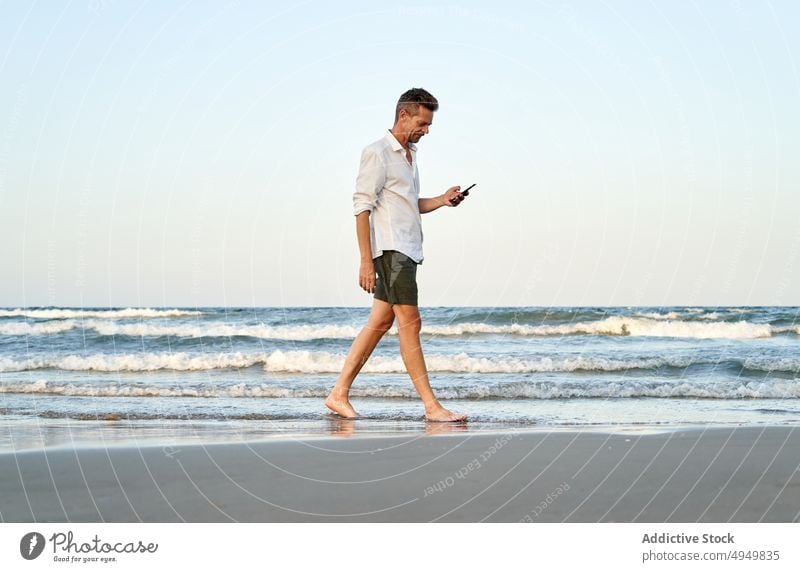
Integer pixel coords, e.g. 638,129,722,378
0,0,798,308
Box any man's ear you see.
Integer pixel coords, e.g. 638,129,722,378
398,108,413,123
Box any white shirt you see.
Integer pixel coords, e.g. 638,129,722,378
352,130,424,264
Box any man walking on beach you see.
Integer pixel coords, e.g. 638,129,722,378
325,88,468,422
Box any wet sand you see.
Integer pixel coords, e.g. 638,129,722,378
1,426,799,522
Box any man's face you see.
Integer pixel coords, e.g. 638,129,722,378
400,106,433,143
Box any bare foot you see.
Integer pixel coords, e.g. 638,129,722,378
424,403,467,422
325,392,359,418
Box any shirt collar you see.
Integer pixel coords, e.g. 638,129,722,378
386,129,416,153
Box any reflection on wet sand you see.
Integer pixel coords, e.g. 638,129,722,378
324,413,469,438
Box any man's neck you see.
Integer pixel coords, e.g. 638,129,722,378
390,126,410,150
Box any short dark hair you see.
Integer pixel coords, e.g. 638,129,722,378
394,87,438,122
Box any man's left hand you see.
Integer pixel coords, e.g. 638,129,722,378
443,186,465,207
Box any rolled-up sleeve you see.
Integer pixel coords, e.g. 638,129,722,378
352,147,385,216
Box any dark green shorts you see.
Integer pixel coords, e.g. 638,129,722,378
373,250,418,306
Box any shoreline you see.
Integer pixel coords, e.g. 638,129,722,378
1,424,799,522
4,417,798,454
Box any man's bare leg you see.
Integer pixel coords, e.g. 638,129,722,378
393,304,467,422
325,298,395,418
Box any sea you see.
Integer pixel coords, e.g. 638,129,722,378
1,306,798,451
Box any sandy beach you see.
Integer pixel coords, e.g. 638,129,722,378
1,425,799,522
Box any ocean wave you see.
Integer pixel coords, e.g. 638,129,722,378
634,311,684,320
1,350,797,374
771,326,800,335
0,319,363,338
0,320,80,335
423,317,774,339
0,316,789,340
0,308,203,319
0,352,265,372
742,357,800,373
634,310,723,320
3,377,799,399
86,320,361,339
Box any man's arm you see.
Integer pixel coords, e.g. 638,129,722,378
418,186,464,214
352,148,384,293
353,148,384,217
355,211,376,293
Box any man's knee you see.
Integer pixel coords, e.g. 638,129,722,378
394,305,422,334
368,303,395,333
372,314,394,333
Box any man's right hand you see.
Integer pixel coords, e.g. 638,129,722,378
359,259,376,293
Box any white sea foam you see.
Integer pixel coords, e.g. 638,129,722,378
742,357,800,373
0,316,785,340
0,308,202,319
430,317,773,339
634,311,683,320
4,349,794,375
85,320,362,340
0,350,737,374
583,317,772,339
0,352,266,372
3,377,799,399
0,320,79,335
0,319,361,339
